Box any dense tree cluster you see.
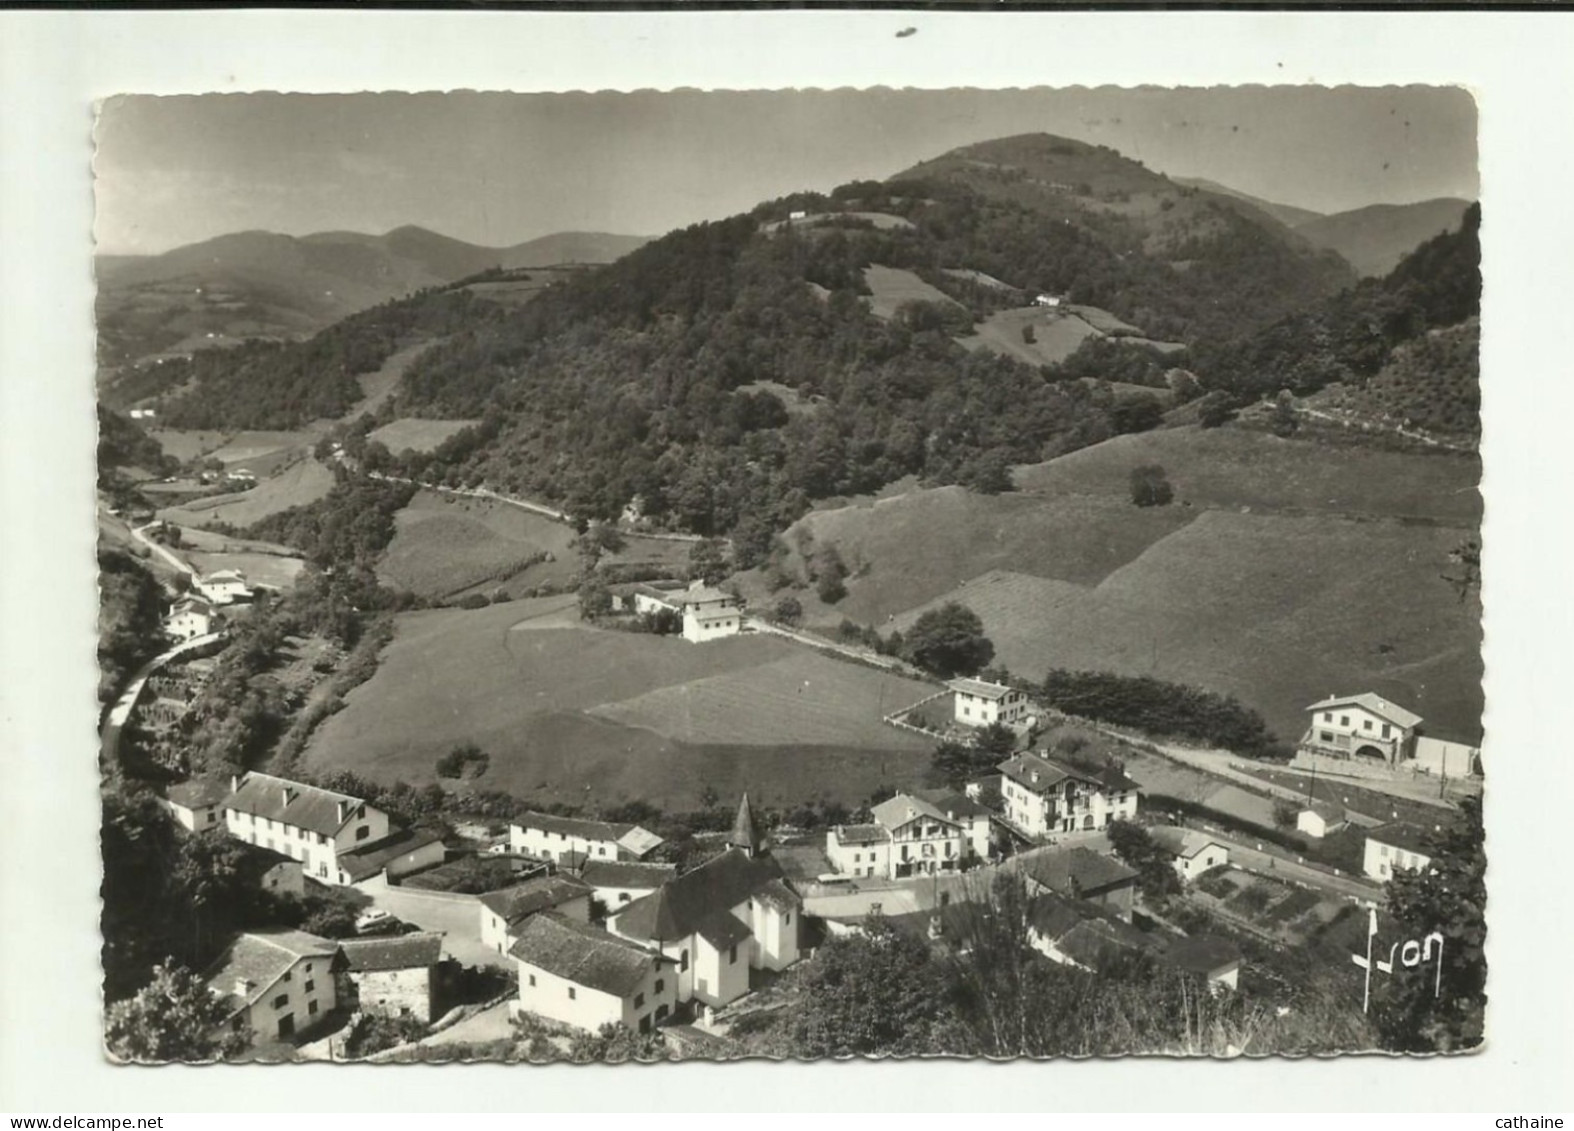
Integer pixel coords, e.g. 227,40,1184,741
901,602,995,679
97,547,166,704
1038,668,1279,757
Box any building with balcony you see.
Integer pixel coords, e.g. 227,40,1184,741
997,753,1141,838
1298,693,1422,766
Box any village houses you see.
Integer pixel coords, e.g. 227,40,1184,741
825,789,992,881
509,811,664,867
509,913,679,1035
1019,845,1140,922
578,859,679,914
194,568,253,606
620,579,746,643
1148,827,1231,884
159,777,230,832
948,677,1031,729
602,797,801,1017
998,752,1141,837
221,771,444,887
164,596,217,641
1363,824,1438,882
478,874,594,956
336,932,449,1023
1297,692,1480,778
204,928,344,1044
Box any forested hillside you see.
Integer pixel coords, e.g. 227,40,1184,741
107,136,1479,557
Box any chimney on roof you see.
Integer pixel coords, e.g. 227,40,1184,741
282,787,296,806
336,800,349,825
234,977,254,996
230,773,241,794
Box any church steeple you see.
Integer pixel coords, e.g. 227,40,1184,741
727,792,764,858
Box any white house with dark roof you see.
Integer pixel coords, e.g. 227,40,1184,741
825,823,892,879
1363,824,1439,882
578,859,678,913
949,677,1030,728
334,827,448,888
159,777,231,832
1296,802,1349,840
204,929,343,1044
164,596,216,641
194,568,253,606
1148,827,1230,883
222,771,392,886
508,812,664,866
998,752,1140,837
1300,693,1423,767
509,913,678,1035
1019,846,1140,922
478,875,594,956
622,579,744,643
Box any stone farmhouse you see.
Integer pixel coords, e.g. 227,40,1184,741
997,752,1141,838
194,568,253,606
336,932,449,1023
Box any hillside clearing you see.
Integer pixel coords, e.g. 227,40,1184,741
304,601,931,808
1011,425,1482,526
205,431,316,476
148,429,230,463
892,509,1481,746
368,418,481,455
861,265,963,321
154,457,335,528
185,550,306,590
340,341,435,421
957,307,1100,366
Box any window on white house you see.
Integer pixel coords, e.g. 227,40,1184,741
1340,716,1350,726
1382,724,1392,738
728,945,738,964
282,972,291,983
680,950,689,972
634,992,645,1008
1363,719,1373,730
528,975,536,987
272,994,288,1009
654,979,664,993
308,1001,319,1016
1323,712,1333,722
567,987,576,999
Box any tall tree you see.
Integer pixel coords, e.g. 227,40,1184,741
902,602,995,679
1373,796,1486,1052
105,963,251,1063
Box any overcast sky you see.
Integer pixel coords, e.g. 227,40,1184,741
94,87,1478,256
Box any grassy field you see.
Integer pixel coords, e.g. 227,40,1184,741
186,550,306,590
861,265,964,321
155,457,335,528
376,490,691,600
588,648,929,747
1012,425,1482,526
957,307,1101,366
754,486,1193,624
303,599,932,809
891,509,1481,745
377,490,580,598
761,425,1481,750
148,429,230,463
367,418,481,455
206,431,316,476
